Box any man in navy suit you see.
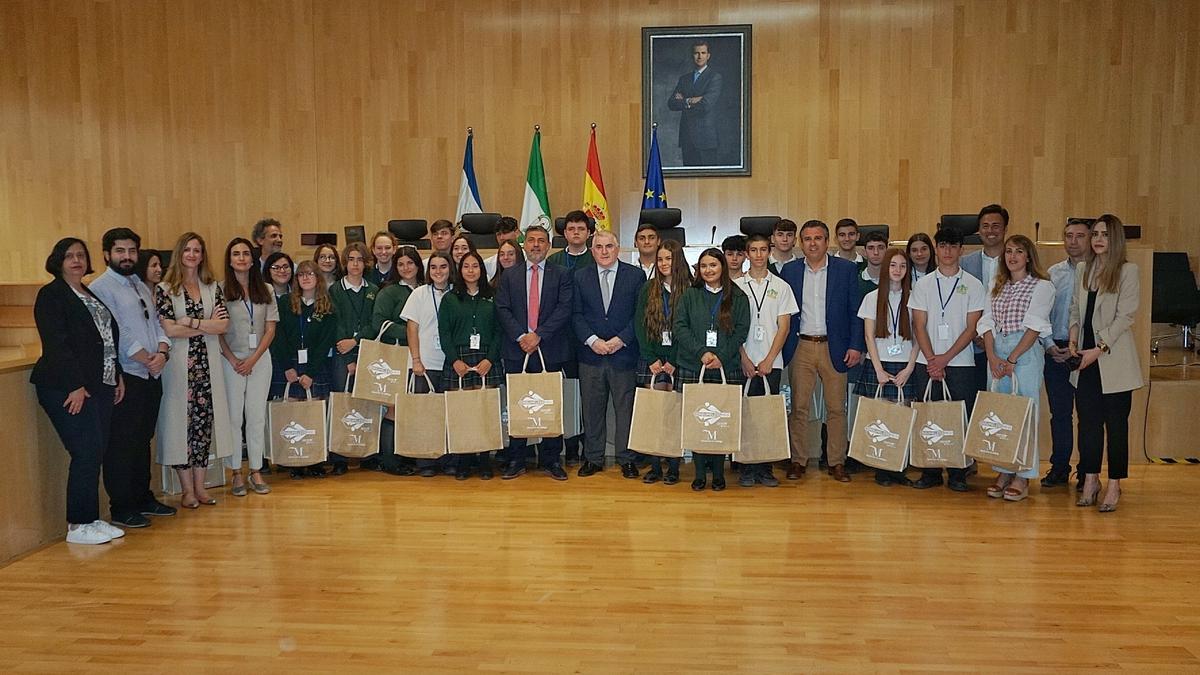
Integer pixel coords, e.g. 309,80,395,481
667,40,723,166
495,225,575,481
571,230,645,479
779,220,866,483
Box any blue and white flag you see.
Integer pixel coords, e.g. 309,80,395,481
455,130,483,223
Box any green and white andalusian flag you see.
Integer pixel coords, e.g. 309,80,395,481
519,129,552,233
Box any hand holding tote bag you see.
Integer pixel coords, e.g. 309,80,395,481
848,385,917,472
505,348,564,439
352,320,411,404
268,383,329,467
628,374,684,458
327,374,381,459
964,376,1036,472
445,376,504,454
393,373,448,460
735,374,790,463
680,366,743,455
909,379,969,469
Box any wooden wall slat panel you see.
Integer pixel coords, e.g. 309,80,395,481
1,0,1197,283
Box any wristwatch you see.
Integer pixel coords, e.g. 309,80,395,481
1097,339,1110,354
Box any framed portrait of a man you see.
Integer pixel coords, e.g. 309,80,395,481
642,24,752,177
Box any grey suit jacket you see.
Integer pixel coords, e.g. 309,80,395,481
1068,261,1143,393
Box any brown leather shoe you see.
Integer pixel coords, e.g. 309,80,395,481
786,462,807,480
829,464,851,483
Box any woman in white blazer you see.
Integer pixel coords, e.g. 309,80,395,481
155,232,233,509
1069,214,1143,513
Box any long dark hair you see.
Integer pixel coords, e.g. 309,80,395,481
691,247,735,333
135,249,163,284
392,246,425,288
453,251,493,300
223,237,272,305
906,232,935,275
644,240,691,337
874,249,912,340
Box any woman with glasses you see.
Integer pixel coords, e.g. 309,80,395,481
264,251,295,298
270,259,338,478
313,243,342,288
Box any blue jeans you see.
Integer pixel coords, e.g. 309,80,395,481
1042,340,1076,471
987,331,1044,479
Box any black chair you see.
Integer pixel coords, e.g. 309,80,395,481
300,233,337,247
740,216,780,237
1151,252,1200,351
388,219,430,250
856,224,890,245
938,214,982,245
458,213,501,249
639,208,686,245
553,215,596,249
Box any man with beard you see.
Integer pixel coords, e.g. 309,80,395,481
89,228,177,527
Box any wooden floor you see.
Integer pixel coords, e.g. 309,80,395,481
1,461,1197,673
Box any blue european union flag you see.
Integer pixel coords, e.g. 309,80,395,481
642,127,667,209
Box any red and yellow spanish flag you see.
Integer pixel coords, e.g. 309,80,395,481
582,126,611,231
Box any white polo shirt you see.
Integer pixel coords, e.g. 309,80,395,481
907,268,986,367
736,273,799,368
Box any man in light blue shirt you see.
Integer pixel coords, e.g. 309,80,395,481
1040,218,1091,489
89,228,176,528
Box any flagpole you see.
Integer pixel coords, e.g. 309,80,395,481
467,126,472,136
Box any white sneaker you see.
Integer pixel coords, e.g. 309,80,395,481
92,520,126,539
66,523,112,545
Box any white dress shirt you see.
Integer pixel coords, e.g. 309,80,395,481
797,256,829,336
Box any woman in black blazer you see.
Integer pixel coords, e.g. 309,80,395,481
30,238,127,546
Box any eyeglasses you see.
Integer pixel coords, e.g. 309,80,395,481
269,264,291,272
296,271,317,278
317,254,337,262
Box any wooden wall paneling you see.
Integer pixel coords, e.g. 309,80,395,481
1,0,1198,285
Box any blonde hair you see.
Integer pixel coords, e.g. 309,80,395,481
162,232,216,295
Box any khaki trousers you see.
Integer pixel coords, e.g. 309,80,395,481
787,340,848,465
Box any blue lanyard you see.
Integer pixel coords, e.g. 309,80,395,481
431,284,445,316
662,287,672,318
243,298,254,329
297,304,310,348
708,289,723,328
935,274,961,319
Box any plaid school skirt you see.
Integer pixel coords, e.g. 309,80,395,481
854,359,916,402
673,365,747,391
442,347,504,390
636,359,678,388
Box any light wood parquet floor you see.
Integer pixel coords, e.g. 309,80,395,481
0,461,1197,673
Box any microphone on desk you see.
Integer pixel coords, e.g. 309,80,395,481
710,225,717,246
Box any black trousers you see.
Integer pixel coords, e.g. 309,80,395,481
104,374,162,515
911,363,978,478
1075,364,1132,480
37,384,115,525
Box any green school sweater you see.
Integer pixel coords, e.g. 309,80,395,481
437,291,502,364
672,285,751,373
634,282,679,366
369,282,413,345
271,294,338,377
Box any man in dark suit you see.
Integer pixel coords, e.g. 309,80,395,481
571,230,645,478
667,40,723,166
779,220,866,482
495,225,575,481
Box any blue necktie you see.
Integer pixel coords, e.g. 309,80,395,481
693,71,700,84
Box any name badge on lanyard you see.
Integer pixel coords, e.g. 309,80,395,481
886,343,903,356
754,325,766,342
244,299,257,348
935,275,961,344
469,331,481,350
936,323,951,342
297,348,309,364
661,330,673,346
706,330,718,348
706,290,722,348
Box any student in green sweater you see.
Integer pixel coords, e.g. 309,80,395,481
368,246,425,476
270,259,338,478
326,242,379,474
546,209,595,271
634,239,693,485
438,250,502,480
672,247,751,492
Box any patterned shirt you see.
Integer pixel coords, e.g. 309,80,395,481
74,289,118,386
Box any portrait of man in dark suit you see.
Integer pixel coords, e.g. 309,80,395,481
667,40,723,166
643,25,751,176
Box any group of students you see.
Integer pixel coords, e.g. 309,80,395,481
31,206,1140,545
